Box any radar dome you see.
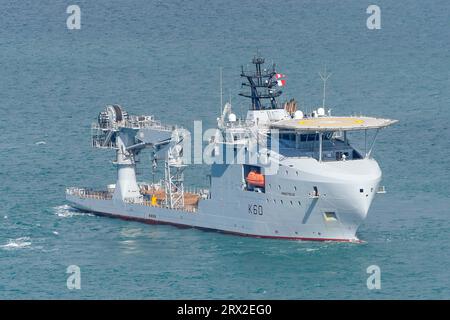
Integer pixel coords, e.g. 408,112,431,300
293,110,304,119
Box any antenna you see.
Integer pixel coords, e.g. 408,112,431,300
319,66,332,109
219,67,223,115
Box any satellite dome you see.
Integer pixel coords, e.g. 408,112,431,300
317,107,325,116
293,110,304,119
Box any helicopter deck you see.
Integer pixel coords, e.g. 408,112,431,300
271,116,398,131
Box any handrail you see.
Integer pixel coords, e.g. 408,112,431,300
66,187,112,200
66,187,199,213
91,117,174,132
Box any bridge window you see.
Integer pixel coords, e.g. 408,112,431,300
299,133,332,142
280,132,296,141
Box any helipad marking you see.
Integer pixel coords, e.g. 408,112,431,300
298,117,365,127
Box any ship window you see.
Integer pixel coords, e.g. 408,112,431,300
290,201,293,205
360,188,364,193
280,200,283,204
273,199,276,203
296,171,299,176
294,186,297,191
280,133,296,141
324,212,338,221
278,185,281,190
300,133,318,142
298,201,301,206
286,170,288,175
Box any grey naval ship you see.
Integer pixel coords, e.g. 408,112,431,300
66,56,397,242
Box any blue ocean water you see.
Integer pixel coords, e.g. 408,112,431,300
0,0,449,299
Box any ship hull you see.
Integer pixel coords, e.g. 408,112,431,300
66,158,382,242
88,209,355,242
66,195,358,242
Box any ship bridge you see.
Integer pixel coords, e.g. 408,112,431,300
269,116,398,162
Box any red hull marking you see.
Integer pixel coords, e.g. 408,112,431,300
87,210,360,243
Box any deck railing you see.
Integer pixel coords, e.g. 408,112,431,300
91,117,174,132
67,187,198,213
66,187,112,200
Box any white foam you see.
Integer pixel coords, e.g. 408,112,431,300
53,204,93,218
1,237,32,250
35,141,46,145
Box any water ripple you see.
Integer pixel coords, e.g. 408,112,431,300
0,237,32,250
53,205,93,218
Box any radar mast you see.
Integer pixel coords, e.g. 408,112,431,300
239,54,284,110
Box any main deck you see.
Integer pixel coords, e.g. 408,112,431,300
66,184,207,213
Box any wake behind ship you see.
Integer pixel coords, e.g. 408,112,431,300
66,56,397,242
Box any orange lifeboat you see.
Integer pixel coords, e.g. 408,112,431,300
246,171,265,187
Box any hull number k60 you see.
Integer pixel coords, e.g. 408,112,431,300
249,204,263,215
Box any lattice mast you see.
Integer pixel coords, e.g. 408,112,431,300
239,55,284,110
164,129,188,209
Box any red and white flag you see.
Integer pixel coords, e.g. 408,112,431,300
275,73,285,79
277,79,286,87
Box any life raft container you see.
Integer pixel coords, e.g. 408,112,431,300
246,171,265,187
